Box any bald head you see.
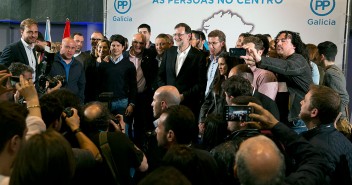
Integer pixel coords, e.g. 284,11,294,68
83,102,114,132
156,86,181,105
131,33,146,55
235,135,285,185
152,86,181,118
228,64,254,83
60,37,77,60
84,103,102,122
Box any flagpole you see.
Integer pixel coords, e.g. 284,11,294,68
44,17,52,42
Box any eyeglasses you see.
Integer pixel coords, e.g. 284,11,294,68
91,38,102,41
132,41,145,45
173,33,186,38
207,42,220,46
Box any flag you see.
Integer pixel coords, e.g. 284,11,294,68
62,18,70,39
44,17,52,42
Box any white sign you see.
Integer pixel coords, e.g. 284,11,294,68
105,0,350,69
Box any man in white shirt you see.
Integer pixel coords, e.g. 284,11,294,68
158,23,207,118
0,18,38,81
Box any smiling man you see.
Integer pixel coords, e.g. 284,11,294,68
98,34,137,138
124,33,157,147
158,23,206,119
0,18,39,81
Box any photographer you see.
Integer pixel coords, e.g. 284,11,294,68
49,38,85,103
0,67,13,102
39,93,101,161
13,74,45,139
8,62,34,103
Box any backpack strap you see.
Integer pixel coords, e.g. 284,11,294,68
99,131,121,185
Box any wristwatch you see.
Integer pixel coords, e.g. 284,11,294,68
129,103,135,108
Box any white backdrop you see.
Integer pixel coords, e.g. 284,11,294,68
105,0,350,69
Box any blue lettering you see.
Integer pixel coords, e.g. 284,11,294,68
153,0,165,3
113,15,132,22
307,18,336,25
316,0,330,10
117,0,128,9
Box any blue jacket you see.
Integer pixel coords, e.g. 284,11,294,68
49,53,85,103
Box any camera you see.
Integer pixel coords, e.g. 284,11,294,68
38,75,65,89
229,48,246,58
224,105,253,122
36,52,65,91
63,107,74,118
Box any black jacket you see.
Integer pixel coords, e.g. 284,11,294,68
259,54,312,122
302,124,352,185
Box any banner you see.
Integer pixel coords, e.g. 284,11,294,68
105,0,350,69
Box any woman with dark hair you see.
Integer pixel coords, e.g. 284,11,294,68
199,52,235,146
96,40,110,63
10,129,75,185
85,39,110,103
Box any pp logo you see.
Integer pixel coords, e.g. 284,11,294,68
310,0,335,16
114,0,132,14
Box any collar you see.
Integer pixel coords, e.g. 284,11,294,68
252,86,256,96
73,51,82,57
58,54,74,65
177,44,191,55
111,54,124,64
209,54,219,62
225,129,261,141
21,38,34,49
325,64,337,70
129,49,143,58
302,123,334,138
249,65,257,71
153,118,159,128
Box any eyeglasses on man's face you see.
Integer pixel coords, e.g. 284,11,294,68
132,41,145,45
207,41,220,47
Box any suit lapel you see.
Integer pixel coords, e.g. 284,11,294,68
177,47,195,77
170,47,177,77
18,41,30,65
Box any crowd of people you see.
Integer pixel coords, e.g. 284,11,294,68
0,17,351,185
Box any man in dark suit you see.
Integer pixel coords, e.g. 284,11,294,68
158,23,207,118
0,18,39,81
72,32,92,71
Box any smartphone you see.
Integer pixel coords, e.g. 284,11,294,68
10,76,20,87
224,105,253,122
229,48,246,58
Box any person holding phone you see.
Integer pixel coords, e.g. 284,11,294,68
224,96,262,141
241,31,312,134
